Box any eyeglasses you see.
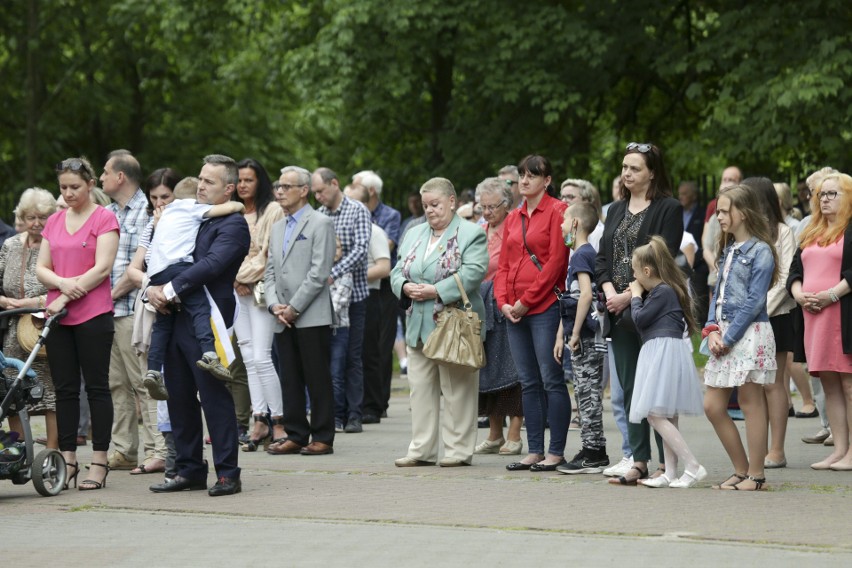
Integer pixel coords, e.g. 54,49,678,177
24,215,50,223
817,190,839,201
276,183,306,192
55,158,92,177
481,203,505,212
560,193,578,202
626,142,653,153
503,179,518,187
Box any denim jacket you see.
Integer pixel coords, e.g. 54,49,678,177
707,237,775,347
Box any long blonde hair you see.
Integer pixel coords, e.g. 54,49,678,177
632,236,698,334
714,184,779,289
799,173,852,248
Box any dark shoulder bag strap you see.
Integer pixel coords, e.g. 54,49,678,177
520,214,562,297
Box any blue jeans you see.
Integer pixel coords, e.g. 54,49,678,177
608,345,631,458
507,303,570,456
331,299,366,423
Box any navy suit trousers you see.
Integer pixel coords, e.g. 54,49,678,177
164,308,240,480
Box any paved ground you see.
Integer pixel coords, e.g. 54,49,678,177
2,378,851,566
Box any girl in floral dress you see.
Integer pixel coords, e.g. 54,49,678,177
703,185,779,491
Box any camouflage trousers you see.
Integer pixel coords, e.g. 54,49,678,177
569,337,606,450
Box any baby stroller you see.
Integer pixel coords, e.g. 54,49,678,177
0,307,67,496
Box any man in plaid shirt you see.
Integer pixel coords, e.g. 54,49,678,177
100,150,164,473
312,167,371,433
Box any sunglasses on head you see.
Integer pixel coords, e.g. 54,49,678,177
55,158,91,176
626,142,653,153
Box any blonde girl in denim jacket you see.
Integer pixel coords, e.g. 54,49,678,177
703,185,779,491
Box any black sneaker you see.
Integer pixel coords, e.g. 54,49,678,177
556,447,610,475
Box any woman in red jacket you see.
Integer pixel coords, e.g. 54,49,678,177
495,155,570,472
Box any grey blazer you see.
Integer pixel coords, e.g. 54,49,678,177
264,206,335,331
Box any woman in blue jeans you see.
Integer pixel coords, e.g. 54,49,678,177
494,155,570,471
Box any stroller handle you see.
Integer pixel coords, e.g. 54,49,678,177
0,307,67,327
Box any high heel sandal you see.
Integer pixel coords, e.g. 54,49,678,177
79,463,110,491
64,462,80,490
241,415,272,452
724,475,766,491
270,416,288,444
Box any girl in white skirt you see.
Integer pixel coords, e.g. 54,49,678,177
628,236,705,488
703,185,778,491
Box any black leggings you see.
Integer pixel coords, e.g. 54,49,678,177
46,313,114,452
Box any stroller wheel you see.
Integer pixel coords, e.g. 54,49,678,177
32,449,67,497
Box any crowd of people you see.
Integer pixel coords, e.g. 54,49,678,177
1,145,849,496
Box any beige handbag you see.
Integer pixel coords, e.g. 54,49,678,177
422,273,486,371
17,314,47,358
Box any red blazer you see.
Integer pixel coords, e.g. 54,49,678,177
494,194,569,315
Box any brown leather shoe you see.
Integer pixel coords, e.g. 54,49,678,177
300,441,334,455
266,439,303,455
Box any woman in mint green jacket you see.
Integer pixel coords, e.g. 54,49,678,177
391,177,488,467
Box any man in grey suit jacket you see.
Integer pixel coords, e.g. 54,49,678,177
264,166,337,456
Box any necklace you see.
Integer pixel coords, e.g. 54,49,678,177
431,228,444,238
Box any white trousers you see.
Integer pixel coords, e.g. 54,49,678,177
234,295,283,417
405,345,479,463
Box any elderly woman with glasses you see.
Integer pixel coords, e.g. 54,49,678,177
595,143,683,485
0,188,58,447
788,172,852,471
36,157,119,491
472,177,524,456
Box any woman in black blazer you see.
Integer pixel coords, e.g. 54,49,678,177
595,143,683,484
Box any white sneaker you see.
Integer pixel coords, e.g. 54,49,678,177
603,456,634,477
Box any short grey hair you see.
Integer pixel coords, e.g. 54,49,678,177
354,170,383,195
419,177,456,199
498,165,519,178
561,178,602,219
203,154,238,186
280,165,312,187
475,177,512,207
15,187,57,217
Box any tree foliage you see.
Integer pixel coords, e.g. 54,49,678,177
1,0,849,216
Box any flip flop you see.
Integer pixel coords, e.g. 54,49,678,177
129,460,166,475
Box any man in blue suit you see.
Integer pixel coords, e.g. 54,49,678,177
146,154,250,496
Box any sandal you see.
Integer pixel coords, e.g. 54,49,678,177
712,472,747,490
649,466,666,479
64,462,80,490
270,416,288,444
723,475,766,491
609,465,649,486
79,463,110,491
130,459,165,475
241,415,272,452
